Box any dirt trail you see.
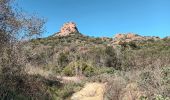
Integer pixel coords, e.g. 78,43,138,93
56,76,84,83
25,66,107,100
25,66,84,83
71,82,106,100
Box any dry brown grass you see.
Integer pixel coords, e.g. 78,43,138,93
24,64,52,78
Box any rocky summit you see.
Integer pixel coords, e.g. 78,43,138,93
54,22,79,37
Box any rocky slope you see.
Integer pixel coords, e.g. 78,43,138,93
112,33,160,45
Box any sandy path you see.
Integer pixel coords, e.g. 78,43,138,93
71,83,106,100
25,65,84,83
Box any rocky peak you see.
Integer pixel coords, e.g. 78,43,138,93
55,22,79,37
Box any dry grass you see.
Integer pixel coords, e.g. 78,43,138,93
85,66,170,100
24,64,52,78
24,64,85,83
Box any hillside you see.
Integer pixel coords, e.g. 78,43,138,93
1,22,170,100
1,0,170,99
25,22,170,72
17,22,170,99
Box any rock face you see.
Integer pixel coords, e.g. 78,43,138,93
55,22,79,37
114,33,142,41
112,33,160,45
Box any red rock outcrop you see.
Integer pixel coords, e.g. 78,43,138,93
55,22,79,36
114,34,126,39
126,33,137,39
112,33,160,45
114,33,140,40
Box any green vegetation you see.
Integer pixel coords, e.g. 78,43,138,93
8,33,167,99
18,34,170,99
49,82,83,100
0,0,170,99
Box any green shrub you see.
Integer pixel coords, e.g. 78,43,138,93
62,58,116,76
83,65,95,77
49,82,83,100
62,64,75,76
62,61,96,77
154,95,170,100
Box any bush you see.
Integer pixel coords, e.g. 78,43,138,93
49,82,83,100
83,65,95,77
154,95,170,100
62,64,75,76
62,61,96,77
137,67,170,99
62,60,116,77
0,74,54,100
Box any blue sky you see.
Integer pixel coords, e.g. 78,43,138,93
17,0,170,38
